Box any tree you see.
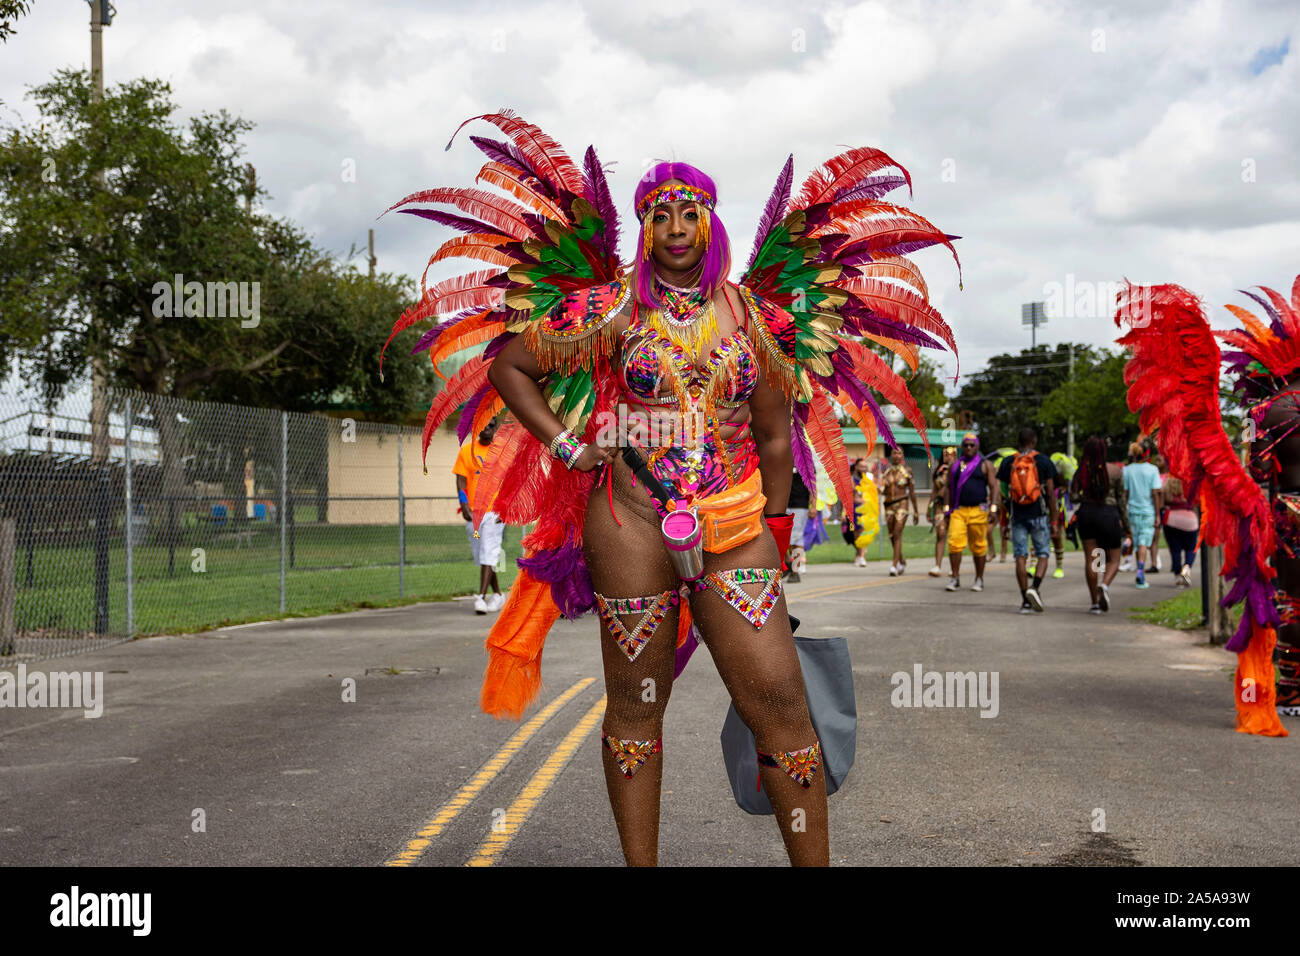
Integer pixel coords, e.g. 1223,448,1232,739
0,69,429,419
953,344,1088,452
0,0,30,44
1039,349,1140,447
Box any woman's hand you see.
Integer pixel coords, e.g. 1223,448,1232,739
574,443,616,472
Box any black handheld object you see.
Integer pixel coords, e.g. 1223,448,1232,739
620,446,673,510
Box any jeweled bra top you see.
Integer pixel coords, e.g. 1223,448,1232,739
618,300,760,410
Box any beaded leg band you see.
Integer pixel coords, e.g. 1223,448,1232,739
693,567,782,629
595,588,681,662
757,740,822,789
602,731,663,779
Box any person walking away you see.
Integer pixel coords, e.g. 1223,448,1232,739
1122,442,1163,589
1163,473,1199,587
453,418,506,614
929,446,956,576
997,428,1058,613
1072,435,1128,612
942,433,1000,593
1049,451,1077,579
882,445,918,576
1154,454,1170,571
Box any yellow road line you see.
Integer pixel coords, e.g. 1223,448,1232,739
384,676,595,867
465,695,607,868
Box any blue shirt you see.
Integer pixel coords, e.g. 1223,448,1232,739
1122,462,1161,515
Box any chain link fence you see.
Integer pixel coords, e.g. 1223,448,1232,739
0,387,515,665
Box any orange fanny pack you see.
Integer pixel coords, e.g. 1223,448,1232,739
696,471,767,554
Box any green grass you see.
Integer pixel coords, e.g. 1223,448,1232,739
1129,587,1244,632
14,522,524,638
803,522,999,565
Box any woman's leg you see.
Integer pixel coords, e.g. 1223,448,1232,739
582,493,681,866
1102,548,1122,587
690,530,830,866
1082,537,1100,603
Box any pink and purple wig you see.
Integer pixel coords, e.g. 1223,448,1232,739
632,162,732,308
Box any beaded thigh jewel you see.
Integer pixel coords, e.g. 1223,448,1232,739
756,740,823,788
602,732,663,778
692,567,783,629
594,588,681,662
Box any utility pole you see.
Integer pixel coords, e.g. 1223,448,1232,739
368,228,377,278
1067,343,1075,459
88,0,113,462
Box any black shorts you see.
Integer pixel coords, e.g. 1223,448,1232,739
1076,502,1123,551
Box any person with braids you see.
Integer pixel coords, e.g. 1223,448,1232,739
1071,435,1128,613
385,111,960,863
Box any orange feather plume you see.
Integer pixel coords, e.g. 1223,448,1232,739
479,569,561,720
430,320,505,380
804,388,854,510
421,356,488,461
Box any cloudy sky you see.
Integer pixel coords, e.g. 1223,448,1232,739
3,0,1298,396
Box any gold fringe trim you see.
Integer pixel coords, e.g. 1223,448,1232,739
738,285,810,403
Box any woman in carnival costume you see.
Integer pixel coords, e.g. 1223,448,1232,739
382,111,960,863
1116,278,1296,735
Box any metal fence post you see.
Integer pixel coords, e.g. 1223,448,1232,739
94,467,110,635
124,394,134,638
398,426,406,599
1,518,14,656
280,411,287,613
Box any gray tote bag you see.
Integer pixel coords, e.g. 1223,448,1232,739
720,629,857,815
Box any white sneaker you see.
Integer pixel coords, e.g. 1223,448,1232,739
888,563,899,576
1025,587,1043,612
970,578,984,592
854,555,867,568
792,553,807,574
928,565,943,577
474,595,488,615
1097,583,1110,613
1154,553,1162,572
1180,564,1193,587
485,592,505,613
1119,557,1134,572
945,577,961,592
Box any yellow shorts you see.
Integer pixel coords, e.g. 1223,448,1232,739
948,506,988,556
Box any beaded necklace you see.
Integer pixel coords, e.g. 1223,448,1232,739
647,277,719,357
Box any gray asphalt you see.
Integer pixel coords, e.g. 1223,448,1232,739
1,555,1295,867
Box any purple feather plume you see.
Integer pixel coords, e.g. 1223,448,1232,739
517,539,595,619
484,331,517,360
581,145,621,261
790,411,818,500
397,207,502,236
467,135,560,201
832,175,910,205
746,155,794,272
456,381,497,443
409,309,472,355
1240,288,1285,337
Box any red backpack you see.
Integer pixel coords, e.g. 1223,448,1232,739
1009,452,1042,505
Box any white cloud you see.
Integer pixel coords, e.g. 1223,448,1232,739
3,0,1298,409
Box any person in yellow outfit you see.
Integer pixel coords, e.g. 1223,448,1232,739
940,433,1001,592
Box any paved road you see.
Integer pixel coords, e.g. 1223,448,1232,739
1,556,1295,866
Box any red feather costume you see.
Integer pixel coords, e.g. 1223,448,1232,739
1116,280,1293,737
